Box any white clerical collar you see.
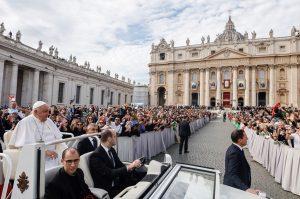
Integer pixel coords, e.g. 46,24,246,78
233,143,244,151
32,114,45,123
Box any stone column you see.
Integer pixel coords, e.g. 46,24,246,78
232,66,238,108
32,69,40,102
150,72,157,106
290,64,298,107
251,66,257,106
167,70,174,105
183,70,190,105
216,67,221,106
205,68,210,106
269,65,275,106
199,69,205,106
46,72,54,105
10,63,19,98
0,59,4,105
244,66,250,106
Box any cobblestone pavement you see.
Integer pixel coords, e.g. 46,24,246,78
152,117,299,199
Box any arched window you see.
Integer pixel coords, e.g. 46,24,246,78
178,73,182,83
238,70,244,79
258,70,265,81
211,71,216,80
159,73,165,84
280,68,285,80
223,69,230,80
191,73,197,81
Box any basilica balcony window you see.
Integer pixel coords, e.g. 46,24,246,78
159,53,165,60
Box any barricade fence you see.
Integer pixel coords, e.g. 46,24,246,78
117,116,210,162
242,125,300,196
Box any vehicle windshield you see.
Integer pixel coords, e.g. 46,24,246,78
162,167,216,199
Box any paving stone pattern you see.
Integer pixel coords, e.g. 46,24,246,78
152,117,299,199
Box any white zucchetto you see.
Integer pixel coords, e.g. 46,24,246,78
32,101,47,110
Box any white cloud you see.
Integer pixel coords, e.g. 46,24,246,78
0,0,299,84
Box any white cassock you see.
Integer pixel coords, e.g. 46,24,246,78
9,114,67,170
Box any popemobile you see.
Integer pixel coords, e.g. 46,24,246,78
0,130,264,199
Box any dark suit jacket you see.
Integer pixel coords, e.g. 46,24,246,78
44,168,95,199
179,120,191,137
77,137,97,156
223,144,251,191
89,145,128,193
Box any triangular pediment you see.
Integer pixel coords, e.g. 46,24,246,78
204,48,250,60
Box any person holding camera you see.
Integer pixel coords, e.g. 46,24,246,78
89,128,146,198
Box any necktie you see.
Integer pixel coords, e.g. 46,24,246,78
108,149,116,168
92,137,97,149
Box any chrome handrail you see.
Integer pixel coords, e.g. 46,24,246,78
45,132,101,146
0,153,12,199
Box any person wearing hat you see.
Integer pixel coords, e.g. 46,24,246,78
9,101,67,169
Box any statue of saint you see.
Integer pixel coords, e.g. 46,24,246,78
0,23,5,35
37,40,43,51
49,45,54,55
115,73,119,79
291,26,297,36
96,66,101,73
269,29,273,38
201,36,205,44
54,48,58,58
244,31,248,40
8,31,12,39
69,55,73,62
72,56,76,63
106,70,110,76
16,30,21,42
251,31,256,40
207,35,210,43
170,40,174,48
186,38,190,46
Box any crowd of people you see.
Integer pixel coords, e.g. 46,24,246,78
227,104,300,149
0,101,211,152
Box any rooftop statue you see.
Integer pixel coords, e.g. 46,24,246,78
128,78,131,83
72,56,76,64
106,70,110,76
37,40,43,51
207,35,210,43
16,30,21,42
122,76,125,81
244,31,248,40
201,36,205,44
49,45,54,56
0,22,5,35
269,29,273,38
69,55,73,62
251,31,256,40
8,31,12,38
186,38,190,46
115,73,119,79
170,40,174,48
54,48,58,58
291,26,297,36
96,66,101,73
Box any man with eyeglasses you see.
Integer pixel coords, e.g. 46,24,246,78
45,147,96,199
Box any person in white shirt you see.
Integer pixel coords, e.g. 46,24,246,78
287,128,300,149
110,117,122,135
9,101,67,169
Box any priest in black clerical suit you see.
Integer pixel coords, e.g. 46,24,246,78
89,129,144,198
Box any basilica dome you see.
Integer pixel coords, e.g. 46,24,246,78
214,16,244,43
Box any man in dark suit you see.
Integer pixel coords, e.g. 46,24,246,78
178,117,191,154
77,123,98,155
223,129,259,195
89,129,145,198
45,147,96,199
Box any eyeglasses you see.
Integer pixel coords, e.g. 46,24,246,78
65,159,80,165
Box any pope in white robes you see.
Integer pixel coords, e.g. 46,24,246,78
9,101,67,170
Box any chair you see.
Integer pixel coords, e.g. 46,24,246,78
79,152,109,199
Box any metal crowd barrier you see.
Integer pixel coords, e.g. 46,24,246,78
243,126,300,196
117,116,210,162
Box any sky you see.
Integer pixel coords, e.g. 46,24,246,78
0,0,299,84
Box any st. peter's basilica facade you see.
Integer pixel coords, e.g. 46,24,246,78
149,16,300,108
